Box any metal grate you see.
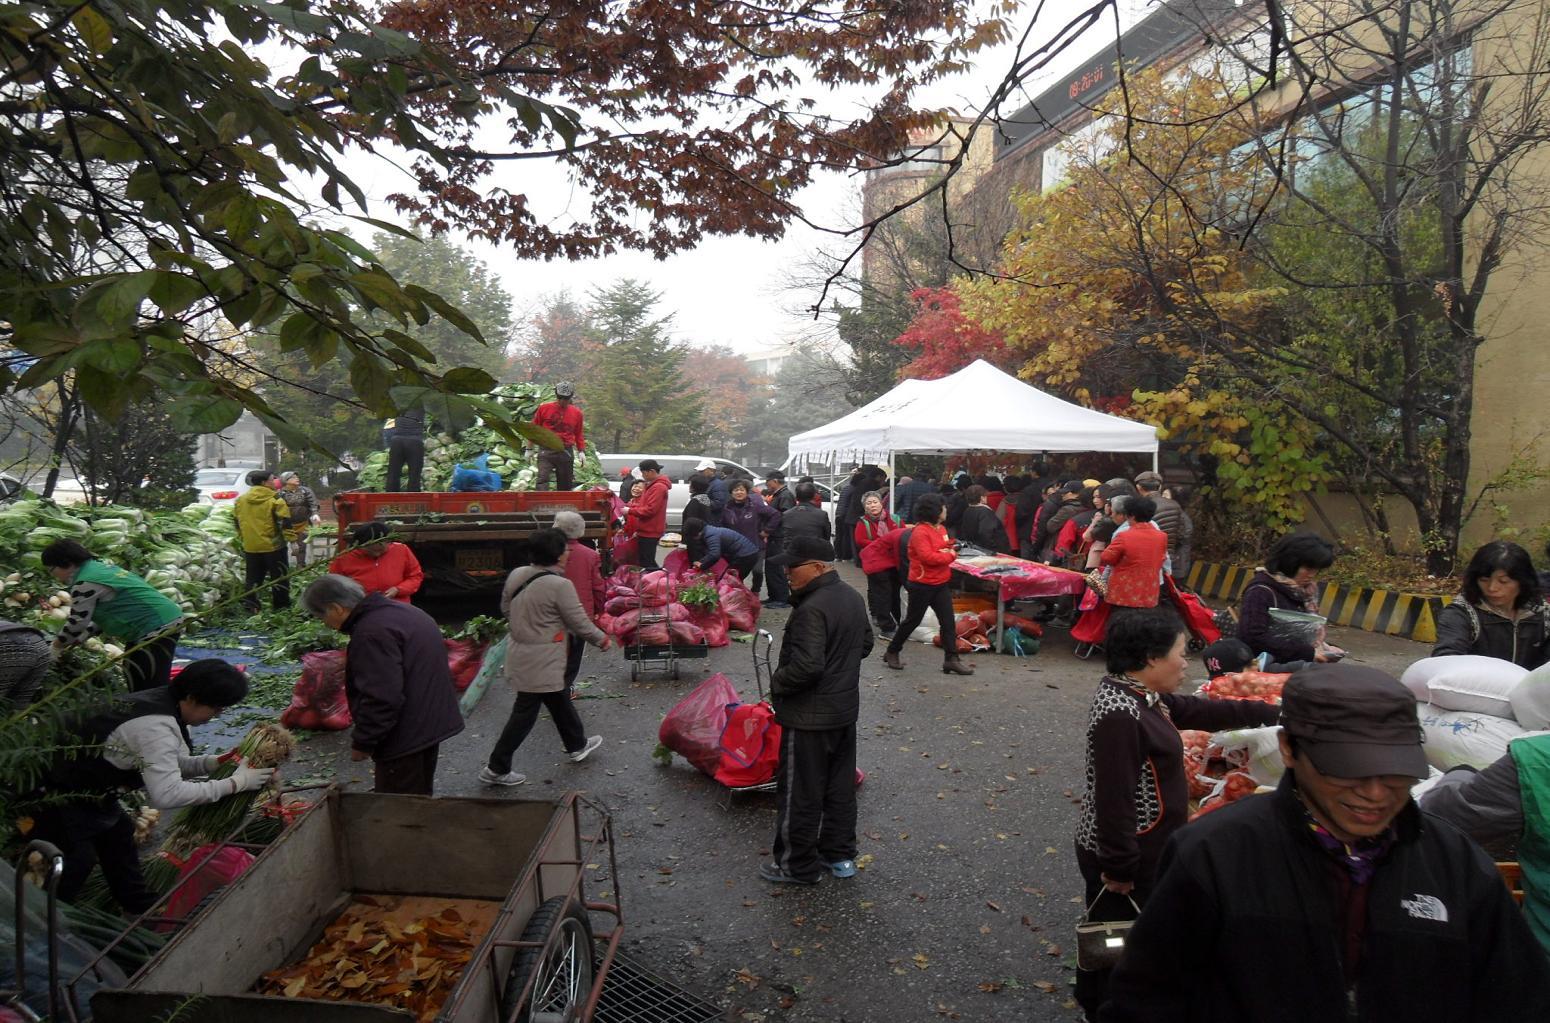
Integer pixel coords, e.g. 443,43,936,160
593,952,724,1023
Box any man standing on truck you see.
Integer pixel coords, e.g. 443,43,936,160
301,574,464,795
384,405,426,492
533,382,584,491
759,536,873,884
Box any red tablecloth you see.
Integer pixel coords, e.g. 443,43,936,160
951,555,1088,602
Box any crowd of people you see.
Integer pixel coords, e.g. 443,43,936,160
21,420,1550,1016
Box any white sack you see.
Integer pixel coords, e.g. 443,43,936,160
1209,726,1285,786
909,607,941,645
1400,655,1526,719
1510,660,1550,731
1416,703,1527,770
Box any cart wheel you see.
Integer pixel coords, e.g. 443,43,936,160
630,660,639,682
501,896,595,1023
1187,637,1206,653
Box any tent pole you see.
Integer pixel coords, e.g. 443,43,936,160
1153,449,1159,473
888,450,896,520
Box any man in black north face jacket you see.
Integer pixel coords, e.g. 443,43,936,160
758,537,873,886
1101,664,1550,1022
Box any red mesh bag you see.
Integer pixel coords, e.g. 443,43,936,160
444,638,487,693
717,576,762,632
658,672,741,776
280,650,350,730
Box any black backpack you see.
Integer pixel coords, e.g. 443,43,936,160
895,526,915,580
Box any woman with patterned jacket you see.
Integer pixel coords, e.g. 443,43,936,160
1073,608,1279,1019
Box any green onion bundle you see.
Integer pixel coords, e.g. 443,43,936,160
164,722,294,854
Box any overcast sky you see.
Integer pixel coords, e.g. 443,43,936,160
332,1,1154,354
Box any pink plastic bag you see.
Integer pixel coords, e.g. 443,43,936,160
669,620,706,645
612,532,639,567
659,672,741,777
280,650,350,730
639,570,675,607
162,843,256,924
714,702,781,787
687,604,731,647
662,548,692,579
717,577,762,632
604,594,639,616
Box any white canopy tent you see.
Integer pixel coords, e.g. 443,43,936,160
786,360,1160,508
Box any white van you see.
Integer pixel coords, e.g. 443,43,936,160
597,454,764,531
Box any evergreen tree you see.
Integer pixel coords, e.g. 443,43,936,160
584,281,705,452
507,290,601,384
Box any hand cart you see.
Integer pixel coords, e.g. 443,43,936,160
720,629,780,806
72,789,624,1023
4,842,66,1023
622,604,709,683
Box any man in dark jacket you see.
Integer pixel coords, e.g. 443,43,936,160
759,537,873,885
1133,472,1190,561
890,475,933,523
695,459,730,516
1040,481,1086,561
1101,664,1550,1021
780,482,832,552
763,472,799,607
304,574,464,795
384,405,426,492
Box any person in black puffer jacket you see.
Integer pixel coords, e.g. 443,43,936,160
957,485,1009,553
759,536,874,885
1432,540,1550,669
1238,532,1336,665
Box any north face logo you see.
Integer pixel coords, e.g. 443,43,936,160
1400,893,1449,923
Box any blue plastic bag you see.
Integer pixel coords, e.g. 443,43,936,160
451,456,502,492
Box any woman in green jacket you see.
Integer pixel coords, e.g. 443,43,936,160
42,539,185,691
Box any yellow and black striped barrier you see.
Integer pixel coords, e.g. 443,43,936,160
1184,562,1445,644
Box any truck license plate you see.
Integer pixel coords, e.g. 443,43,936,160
455,548,505,573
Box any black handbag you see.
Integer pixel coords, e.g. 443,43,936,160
1075,889,1141,971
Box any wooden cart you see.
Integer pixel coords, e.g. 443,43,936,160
71,788,622,1023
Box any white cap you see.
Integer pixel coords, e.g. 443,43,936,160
695,459,717,471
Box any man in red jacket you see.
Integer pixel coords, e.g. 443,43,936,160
532,381,584,491
625,459,671,569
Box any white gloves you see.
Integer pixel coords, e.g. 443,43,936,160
229,763,276,794
311,515,322,526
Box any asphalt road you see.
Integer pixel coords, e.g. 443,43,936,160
280,564,1428,1023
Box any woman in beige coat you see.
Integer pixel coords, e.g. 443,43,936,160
479,528,611,786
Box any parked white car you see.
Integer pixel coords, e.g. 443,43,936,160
193,467,253,507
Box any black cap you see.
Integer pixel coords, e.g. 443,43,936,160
1281,664,1427,779
767,537,836,566
1200,638,1254,678
765,470,786,481
638,459,661,473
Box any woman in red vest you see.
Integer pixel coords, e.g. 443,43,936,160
329,521,424,602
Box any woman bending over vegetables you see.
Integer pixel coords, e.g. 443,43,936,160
30,659,271,913
42,539,185,691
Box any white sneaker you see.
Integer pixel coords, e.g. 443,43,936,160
478,766,526,786
568,735,603,763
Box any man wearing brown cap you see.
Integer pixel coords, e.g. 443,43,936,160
758,536,873,885
1101,663,1550,1021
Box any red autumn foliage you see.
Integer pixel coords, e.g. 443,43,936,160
892,288,1011,381
375,2,1009,259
